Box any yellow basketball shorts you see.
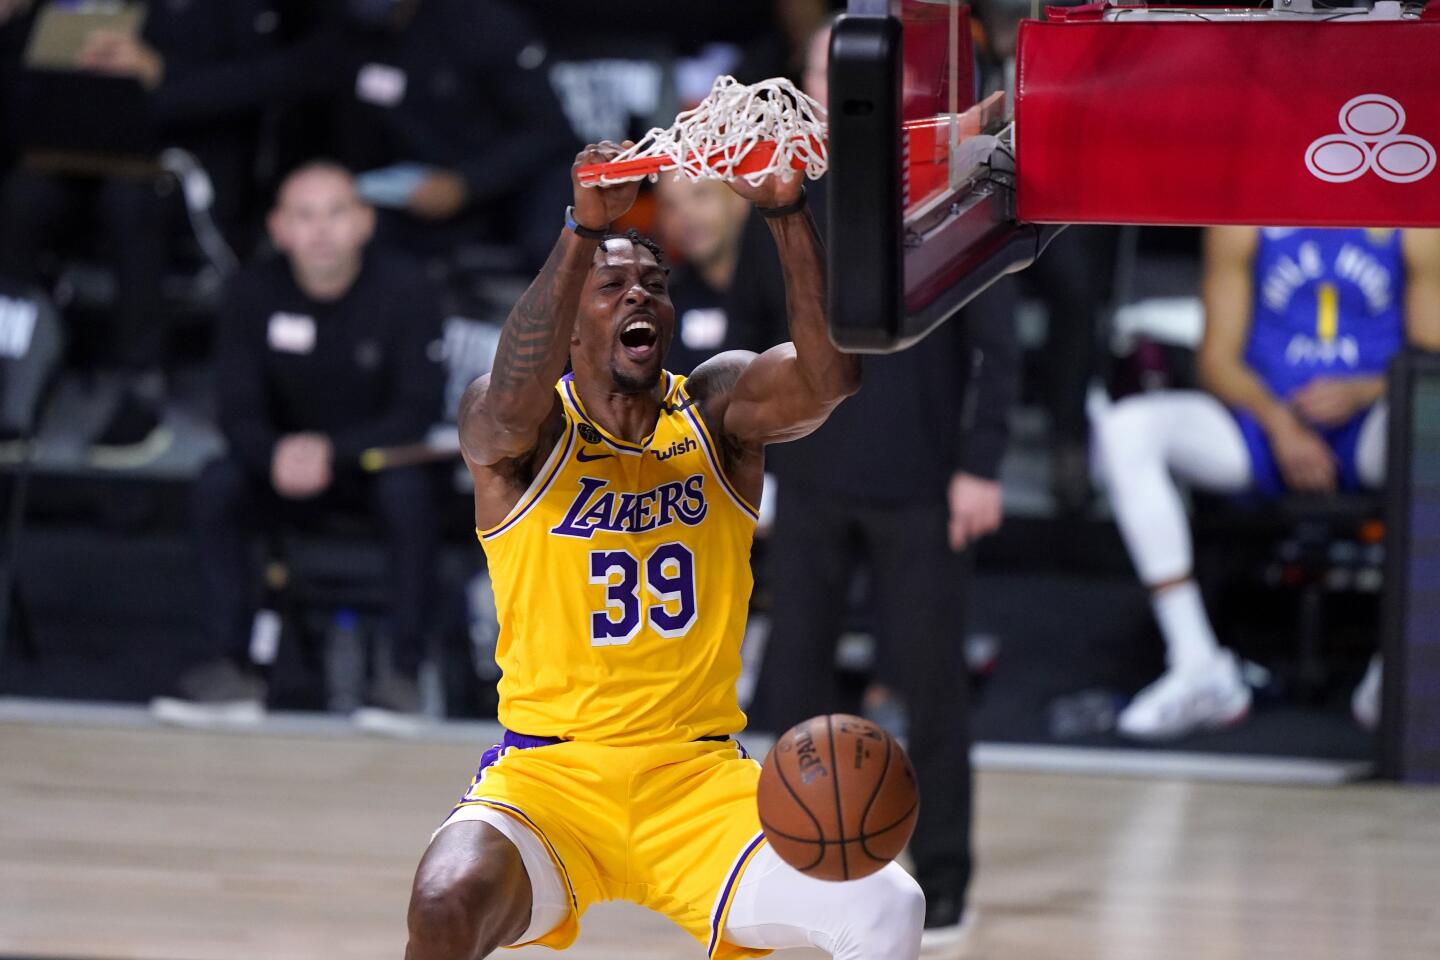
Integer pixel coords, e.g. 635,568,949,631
444,732,770,960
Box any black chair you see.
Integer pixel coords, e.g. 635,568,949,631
1194,489,1384,699
50,151,237,329
259,511,394,713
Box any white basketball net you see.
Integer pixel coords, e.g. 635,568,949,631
591,75,829,186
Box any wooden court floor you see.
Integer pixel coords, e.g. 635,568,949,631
2,719,1437,960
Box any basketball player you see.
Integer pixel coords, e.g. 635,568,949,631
404,142,926,960
1094,227,1440,740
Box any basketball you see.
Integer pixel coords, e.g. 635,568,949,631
756,714,919,882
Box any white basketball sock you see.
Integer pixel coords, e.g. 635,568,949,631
1151,580,1221,671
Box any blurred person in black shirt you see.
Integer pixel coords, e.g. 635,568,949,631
152,162,444,731
1025,226,1117,513
331,0,575,268
0,0,282,463
743,20,1020,947
732,0,840,86
653,174,765,374
0,0,30,176
968,0,1117,513
752,244,1017,948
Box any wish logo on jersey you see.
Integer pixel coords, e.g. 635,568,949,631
652,436,697,461
551,475,708,538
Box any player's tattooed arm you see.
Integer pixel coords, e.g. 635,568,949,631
713,182,861,447
461,239,587,467
460,142,639,467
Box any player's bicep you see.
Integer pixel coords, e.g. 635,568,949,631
459,374,562,466
723,343,845,445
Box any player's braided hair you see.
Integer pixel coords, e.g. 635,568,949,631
601,228,670,275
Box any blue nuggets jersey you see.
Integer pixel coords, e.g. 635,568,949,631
1246,228,1405,397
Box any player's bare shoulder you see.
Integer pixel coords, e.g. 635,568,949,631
459,373,566,527
460,376,563,463
685,351,760,437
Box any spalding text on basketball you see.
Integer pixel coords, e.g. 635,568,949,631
792,726,830,785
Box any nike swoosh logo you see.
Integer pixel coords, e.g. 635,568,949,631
660,395,699,415
576,449,614,462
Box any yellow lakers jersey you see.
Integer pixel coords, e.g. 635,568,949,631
478,371,758,745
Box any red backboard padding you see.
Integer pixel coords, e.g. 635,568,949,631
1015,17,1440,227
899,0,973,122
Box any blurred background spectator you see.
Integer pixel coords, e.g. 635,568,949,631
152,162,444,731
653,174,766,373
1092,227,1440,741
743,21,1020,945
0,1,31,177
967,0,1119,516
0,0,285,463
754,269,1018,944
326,0,575,269
1023,226,1117,514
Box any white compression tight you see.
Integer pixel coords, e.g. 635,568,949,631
1092,390,1387,586
723,846,926,960
438,809,926,960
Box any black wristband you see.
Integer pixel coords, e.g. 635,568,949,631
757,185,807,219
565,205,610,240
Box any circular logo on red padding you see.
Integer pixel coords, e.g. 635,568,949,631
1306,94,1435,184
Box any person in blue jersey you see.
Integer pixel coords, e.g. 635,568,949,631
1093,227,1440,741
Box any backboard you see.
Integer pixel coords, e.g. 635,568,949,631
827,0,1060,352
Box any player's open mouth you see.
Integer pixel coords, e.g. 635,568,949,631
619,315,659,360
